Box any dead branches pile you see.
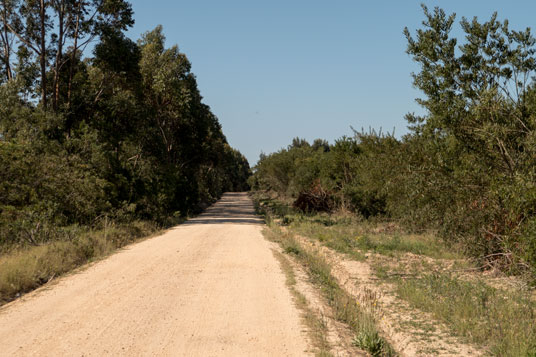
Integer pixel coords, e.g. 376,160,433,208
293,180,333,213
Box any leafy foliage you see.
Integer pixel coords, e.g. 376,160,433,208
251,6,536,278
0,3,250,251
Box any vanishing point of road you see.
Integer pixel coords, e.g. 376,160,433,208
0,193,310,356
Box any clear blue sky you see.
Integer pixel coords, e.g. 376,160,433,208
126,1,536,165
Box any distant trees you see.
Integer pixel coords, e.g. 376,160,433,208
0,2,250,248
251,6,536,277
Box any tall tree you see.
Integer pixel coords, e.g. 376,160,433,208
138,26,194,164
0,0,18,82
0,0,133,109
0,0,51,107
64,0,133,109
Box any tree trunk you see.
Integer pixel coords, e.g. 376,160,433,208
39,0,47,109
52,0,64,111
67,1,81,108
0,4,13,81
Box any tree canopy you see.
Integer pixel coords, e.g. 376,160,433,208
0,1,250,248
251,6,536,278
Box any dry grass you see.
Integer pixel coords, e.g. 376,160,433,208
389,271,536,356
0,220,160,305
254,193,536,356
272,249,333,357
265,224,395,356
253,192,460,260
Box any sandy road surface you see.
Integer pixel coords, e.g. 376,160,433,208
0,193,310,356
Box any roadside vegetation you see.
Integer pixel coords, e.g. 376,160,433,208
254,193,536,356
0,1,250,304
249,7,536,350
261,204,395,356
392,272,536,356
272,249,333,356
0,220,160,305
250,5,536,281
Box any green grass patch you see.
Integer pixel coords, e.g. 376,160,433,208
392,273,536,356
290,217,460,260
252,194,460,260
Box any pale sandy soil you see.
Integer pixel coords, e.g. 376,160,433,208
284,254,367,357
292,234,483,357
0,193,310,357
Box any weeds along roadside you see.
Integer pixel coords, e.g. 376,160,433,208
252,192,461,261
253,192,536,357
381,268,536,356
272,249,333,356
255,197,395,356
0,219,169,306
303,215,536,356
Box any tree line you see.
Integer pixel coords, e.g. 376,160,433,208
0,0,250,248
250,6,536,278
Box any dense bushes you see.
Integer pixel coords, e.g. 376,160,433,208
0,2,250,251
249,133,394,217
251,6,536,278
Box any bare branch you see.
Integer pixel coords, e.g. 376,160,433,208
0,12,40,54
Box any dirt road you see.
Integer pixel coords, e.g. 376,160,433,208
0,193,310,356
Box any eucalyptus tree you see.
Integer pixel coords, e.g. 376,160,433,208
138,25,197,165
0,0,133,110
0,0,18,82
